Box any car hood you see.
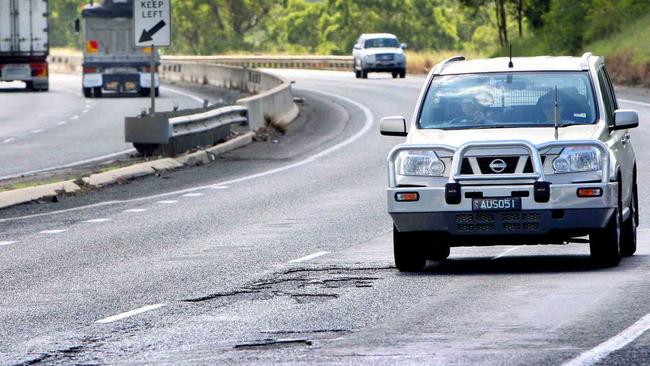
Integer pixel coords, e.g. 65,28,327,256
364,48,404,56
406,124,602,147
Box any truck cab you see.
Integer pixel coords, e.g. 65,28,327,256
80,0,159,98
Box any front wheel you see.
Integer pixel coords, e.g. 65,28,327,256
621,182,638,256
93,87,103,98
589,208,622,267
361,69,368,79
399,69,406,78
393,225,426,272
392,72,398,79
83,87,92,98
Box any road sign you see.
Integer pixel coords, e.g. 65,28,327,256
134,0,171,47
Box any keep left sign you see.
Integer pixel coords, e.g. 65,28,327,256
134,0,171,47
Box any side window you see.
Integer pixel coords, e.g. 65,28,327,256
602,66,619,109
597,68,615,126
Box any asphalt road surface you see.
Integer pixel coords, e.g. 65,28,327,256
1,70,650,365
0,74,237,180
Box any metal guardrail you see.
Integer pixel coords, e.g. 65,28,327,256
162,55,354,71
125,105,248,156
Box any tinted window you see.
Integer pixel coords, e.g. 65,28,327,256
364,38,400,48
419,72,598,130
597,68,615,124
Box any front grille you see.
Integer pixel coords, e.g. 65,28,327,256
522,156,547,173
376,54,395,61
454,211,544,234
476,157,519,174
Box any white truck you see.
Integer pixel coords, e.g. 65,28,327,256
0,0,49,91
78,0,159,98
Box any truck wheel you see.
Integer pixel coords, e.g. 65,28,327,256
83,88,92,98
134,143,159,156
393,225,426,272
621,183,638,256
361,69,368,79
25,81,34,91
392,72,398,79
589,208,622,267
93,87,103,98
355,69,361,79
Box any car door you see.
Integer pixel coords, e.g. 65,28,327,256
598,66,634,207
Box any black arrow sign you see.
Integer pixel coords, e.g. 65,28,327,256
139,20,167,43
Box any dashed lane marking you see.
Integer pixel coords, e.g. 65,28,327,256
157,200,178,204
95,304,166,324
182,193,204,197
562,313,650,366
0,87,374,223
31,129,44,134
70,115,80,120
163,86,205,104
39,229,67,234
83,218,111,223
209,185,230,190
57,121,67,126
123,209,148,213
0,241,17,246
2,137,16,143
289,251,329,263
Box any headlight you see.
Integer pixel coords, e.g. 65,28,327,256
364,54,375,62
395,150,445,176
552,146,601,173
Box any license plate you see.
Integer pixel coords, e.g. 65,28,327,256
2,64,30,80
472,197,521,211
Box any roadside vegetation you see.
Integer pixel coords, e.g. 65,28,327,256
50,0,650,84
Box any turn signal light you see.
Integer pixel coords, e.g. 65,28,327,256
577,188,603,197
395,192,419,202
86,39,100,53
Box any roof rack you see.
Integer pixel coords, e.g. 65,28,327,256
580,52,593,70
432,55,466,75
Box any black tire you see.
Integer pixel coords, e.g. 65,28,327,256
621,181,638,257
83,87,92,98
399,70,406,78
427,244,451,261
93,87,102,98
361,69,368,79
355,69,361,79
134,143,159,156
392,72,398,78
393,225,426,272
589,208,622,267
25,81,34,91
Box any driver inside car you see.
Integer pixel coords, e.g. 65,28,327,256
460,96,488,124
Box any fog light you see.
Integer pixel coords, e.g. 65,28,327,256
577,187,603,197
445,183,462,204
396,192,419,202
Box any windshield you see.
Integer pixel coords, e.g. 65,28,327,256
364,38,400,48
418,72,598,130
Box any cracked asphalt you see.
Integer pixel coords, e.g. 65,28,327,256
1,69,650,365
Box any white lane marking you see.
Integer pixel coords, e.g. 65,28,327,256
492,246,522,260
0,148,136,181
163,86,205,104
95,304,165,324
82,109,89,114
619,98,650,108
157,200,178,204
209,185,230,190
31,129,44,134
40,229,67,234
182,193,204,197
289,251,329,263
562,313,650,366
2,137,16,143
123,208,148,213
0,241,17,246
0,88,374,223
57,121,67,126
83,218,111,223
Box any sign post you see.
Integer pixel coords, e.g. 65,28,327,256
134,0,172,116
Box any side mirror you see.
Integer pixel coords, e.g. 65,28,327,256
613,109,639,130
353,45,361,50
400,43,407,50
380,116,408,136
74,18,81,34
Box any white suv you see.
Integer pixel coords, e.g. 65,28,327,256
381,53,639,271
353,33,406,79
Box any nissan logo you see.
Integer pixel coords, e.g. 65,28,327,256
489,159,507,173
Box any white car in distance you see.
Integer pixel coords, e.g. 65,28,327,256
352,33,407,79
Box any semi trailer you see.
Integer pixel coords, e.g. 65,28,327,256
79,0,160,98
0,0,49,91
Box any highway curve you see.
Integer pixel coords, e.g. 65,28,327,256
0,73,222,180
1,69,650,365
